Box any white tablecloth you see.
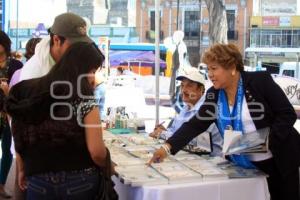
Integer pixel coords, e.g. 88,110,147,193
113,176,270,200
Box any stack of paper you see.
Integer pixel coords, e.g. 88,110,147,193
181,159,228,181
110,150,145,166
120,134,159,145
219,164,267,179
151,161,202,183
222,127,270,155
173,154,202,162
125,146,156,160
115,165,168,186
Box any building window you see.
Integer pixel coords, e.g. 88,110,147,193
184,11,200,38
226,10,236,40
150,11,161,31
282,30,292,47
150,11,155,31
292,30,300,47
226,10,235,31
250,29,300,48
282,70,295,77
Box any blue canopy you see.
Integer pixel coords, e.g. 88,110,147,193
109,50,166,68
32,23,48,37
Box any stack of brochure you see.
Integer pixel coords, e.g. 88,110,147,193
180,159,228,181
219,164,268,178
110,150,145,166
115,165,168,186
119,134,160,145
125,146,156,160
223,127,270,155
151,161,202,183
173,154,202,162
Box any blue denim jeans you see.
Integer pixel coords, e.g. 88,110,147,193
26,168,100,200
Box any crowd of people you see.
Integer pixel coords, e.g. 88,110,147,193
0,11,298,200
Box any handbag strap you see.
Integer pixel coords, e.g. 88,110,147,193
101,147,113,178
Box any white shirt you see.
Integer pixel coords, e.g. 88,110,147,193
161,96,223,156
20,36,56,81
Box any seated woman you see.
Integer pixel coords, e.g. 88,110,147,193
6,42,109,199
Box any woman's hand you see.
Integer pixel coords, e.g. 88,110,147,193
16,153,27,191
0,80,9,96
148,146,169,165
18,170,27,191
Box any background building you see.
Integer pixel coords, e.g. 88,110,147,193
246,0,300,72
5,0,139,50
2,0,255,68
250,0,300,48
137,0,253,66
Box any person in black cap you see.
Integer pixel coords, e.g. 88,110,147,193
18,12,94,82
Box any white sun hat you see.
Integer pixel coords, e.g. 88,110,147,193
176,67,205,85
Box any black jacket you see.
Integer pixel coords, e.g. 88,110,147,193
167,71,300,178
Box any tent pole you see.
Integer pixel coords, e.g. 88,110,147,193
155,0,160,125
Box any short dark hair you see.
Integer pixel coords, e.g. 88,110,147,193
46,42,105,99
25,38,42,60
0,31,12,56
117,67,124,74
49,31,66,47
180,77,205,94
195,82,205,95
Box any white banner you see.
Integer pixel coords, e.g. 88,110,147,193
273,75,300,105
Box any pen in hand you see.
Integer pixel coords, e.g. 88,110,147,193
154,121,166,140
155,121,166,130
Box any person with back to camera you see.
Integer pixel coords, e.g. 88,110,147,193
6,42,110,199
0,30,23,198
18,12,94,82
149,43,300,200
149,67,222,156
7,13,95,199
